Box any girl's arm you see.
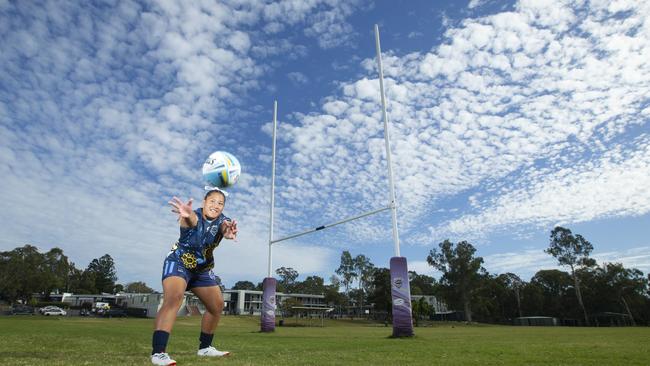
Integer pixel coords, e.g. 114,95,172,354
168,197,198,228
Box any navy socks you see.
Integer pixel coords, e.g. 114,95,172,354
152,330,170,355
199,332,214,349
152,330,214,353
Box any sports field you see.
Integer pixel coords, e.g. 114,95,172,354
0,316,648,365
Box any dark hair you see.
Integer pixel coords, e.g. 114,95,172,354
204,189,226,203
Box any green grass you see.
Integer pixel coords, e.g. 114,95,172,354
0,316,648,365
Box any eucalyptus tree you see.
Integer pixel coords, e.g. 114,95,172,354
594,262,648,325
427,240,485,322
335,251,356,296
545,227,595,325
275,266,299,292
500,273,524,318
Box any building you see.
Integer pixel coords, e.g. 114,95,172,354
116,290,327,318
41,290,446,319
223,289,326,315
513,316,559,326
411,295,448,314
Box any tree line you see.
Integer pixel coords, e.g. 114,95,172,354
233,226,650,325
0,245,154,303
426,227,650,325
2,226,649,325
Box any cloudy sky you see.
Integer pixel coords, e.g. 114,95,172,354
1,0,649,291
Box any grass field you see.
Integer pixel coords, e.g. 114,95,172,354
0,315,648,365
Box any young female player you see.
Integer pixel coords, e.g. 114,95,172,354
151,188,238,366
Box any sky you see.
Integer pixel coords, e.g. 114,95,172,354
1,0,649,291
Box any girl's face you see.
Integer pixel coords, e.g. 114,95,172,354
203,191,225,220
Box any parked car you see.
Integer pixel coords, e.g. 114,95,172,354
103,308,128,318
43,308,67,316
11,305,34,315
39,306,63,314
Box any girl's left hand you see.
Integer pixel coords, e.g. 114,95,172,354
222,219,238,241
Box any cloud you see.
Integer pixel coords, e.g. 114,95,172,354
408,260,438,276
2,0,649,290
0,0,366,289
287,71,309,85
467,0,489,9
594,247,650,273
483,246,650,279
271,0,650,247
483,250,557,277
433,136,650,240
302,0,365,49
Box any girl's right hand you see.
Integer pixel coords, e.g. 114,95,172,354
168,197,193,221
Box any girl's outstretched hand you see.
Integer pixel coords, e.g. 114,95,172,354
169,197,193,221
222,219,238,241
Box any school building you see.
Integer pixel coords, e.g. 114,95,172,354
42,290,445,319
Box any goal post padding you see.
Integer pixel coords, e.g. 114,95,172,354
390,256,414,337
261,277,277,332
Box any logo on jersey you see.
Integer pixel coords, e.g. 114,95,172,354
209,225,220,235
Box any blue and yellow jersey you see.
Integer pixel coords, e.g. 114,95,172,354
168,208,230,272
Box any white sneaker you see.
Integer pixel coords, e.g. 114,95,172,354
151,352,176,365
197,346,230,357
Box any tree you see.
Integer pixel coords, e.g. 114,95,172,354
232,281,256,290
500,273,524,318
412,297,432,326
294,276,325,295
545,227,595,325
125,281,154,293
42,248,71,298
528,269,574,319
86,254,118,293
352,254,374,309
335,251,356,296
409,272,437,296
427,240,485,322
65,266,99,294
0,245,49,303
64,262,81,293
275,267,299,293
328,275,341,291
353,255,374,291
279,297,303,318
323,275,346,314
367,267,392,315
472,273,509,323
592,263,648,325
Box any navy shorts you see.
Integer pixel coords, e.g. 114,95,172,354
161,258,221,290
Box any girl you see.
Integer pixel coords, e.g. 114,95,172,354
151,188,238,366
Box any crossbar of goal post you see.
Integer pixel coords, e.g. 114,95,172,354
270,205,392,244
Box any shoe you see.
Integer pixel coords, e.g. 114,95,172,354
151,352,176,365
197,346,230,357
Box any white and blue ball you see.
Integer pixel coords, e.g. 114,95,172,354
202,151,241,188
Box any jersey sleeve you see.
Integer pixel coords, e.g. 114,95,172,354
219,213,231,225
